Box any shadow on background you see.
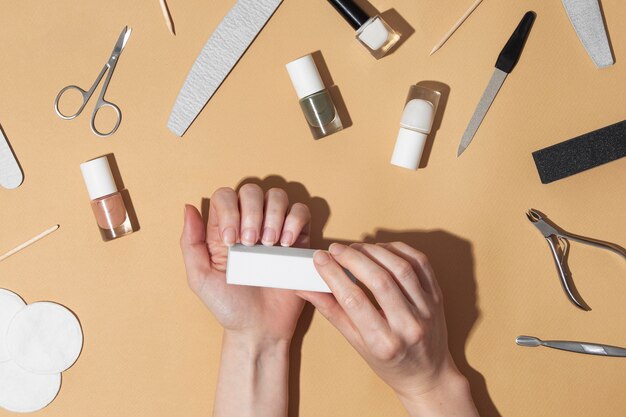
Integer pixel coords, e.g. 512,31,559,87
197,176,500,417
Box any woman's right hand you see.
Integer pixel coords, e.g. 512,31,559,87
297,242,479,417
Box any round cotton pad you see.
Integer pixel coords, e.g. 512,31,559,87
6,302,83,374
0,289,26,362
0,360,61,413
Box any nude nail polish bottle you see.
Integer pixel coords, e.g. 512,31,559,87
80,156,135,241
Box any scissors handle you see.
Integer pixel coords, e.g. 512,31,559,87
91,99,122,137
54,85,91,120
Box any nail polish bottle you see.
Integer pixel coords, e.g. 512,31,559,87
391,85,441,170
327,0,400,59
80,156,135,241
286,54,343,139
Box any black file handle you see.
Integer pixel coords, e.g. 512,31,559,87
496,11,536,73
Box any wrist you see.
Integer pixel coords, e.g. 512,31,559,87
396,357,478,417
222,329,291,357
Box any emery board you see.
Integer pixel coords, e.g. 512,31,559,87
561,0,614,68
0,127,23,189
167,0,283,137
532,120,625,184
227,245,355,292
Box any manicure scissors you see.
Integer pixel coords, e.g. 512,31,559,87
54,27,132,137
527,208,626,311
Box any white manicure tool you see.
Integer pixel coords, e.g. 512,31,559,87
0,127,23,189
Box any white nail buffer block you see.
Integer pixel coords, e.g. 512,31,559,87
227,245,334,292
0,289,26,362
167,0,283,136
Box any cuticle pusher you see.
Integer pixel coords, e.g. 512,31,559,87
517,336,626,358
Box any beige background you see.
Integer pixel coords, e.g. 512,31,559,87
1,0,625,416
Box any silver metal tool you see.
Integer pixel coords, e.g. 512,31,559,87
54,27,132,137
457,12,535,156
516,336,626,358
0,126,23,189
562,0,613,68
526,208,626,311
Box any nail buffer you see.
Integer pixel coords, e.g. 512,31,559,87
532,120,626,184
0,127,23,189
562,0,613,68
167,0,283,137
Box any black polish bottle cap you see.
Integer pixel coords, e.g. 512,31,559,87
327,0,371,30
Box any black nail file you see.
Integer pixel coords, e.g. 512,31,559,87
532,120,626,184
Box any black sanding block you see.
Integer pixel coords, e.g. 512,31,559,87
532,120,626,184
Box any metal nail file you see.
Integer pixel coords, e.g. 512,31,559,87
562,0,613,68
457,12,535,157
167,0,283,137
0,127,23,189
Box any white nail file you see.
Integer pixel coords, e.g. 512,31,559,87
167,0,283,137
562,0,614,68
0,127,23,189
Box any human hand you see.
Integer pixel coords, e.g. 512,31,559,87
297,242,478,417
180,184,311,345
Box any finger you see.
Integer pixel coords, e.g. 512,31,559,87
207,187,240,247
328,244,417,330
312,250,392,348
180,205,212,292
280,203,311,247
295,291,361,346
352,243,431,317
238,183,264,246
378,242,442,303
292,233,311,249
261,188,289,246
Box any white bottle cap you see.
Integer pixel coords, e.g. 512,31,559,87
390,99,435,170
285,54,325,99
80,156,118,200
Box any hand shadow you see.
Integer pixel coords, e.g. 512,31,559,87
200,176,500,417
358,230,502,417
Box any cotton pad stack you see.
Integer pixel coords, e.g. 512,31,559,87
0,289,83,413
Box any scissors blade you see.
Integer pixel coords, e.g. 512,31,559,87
112,26,132,56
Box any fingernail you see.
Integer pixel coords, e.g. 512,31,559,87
280,231,293,247
223,228,236,246
329,243,346,256
313,250,331,265
262,228,276,245
242,228,257,246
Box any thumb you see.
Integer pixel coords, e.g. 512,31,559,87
181,204,212,292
